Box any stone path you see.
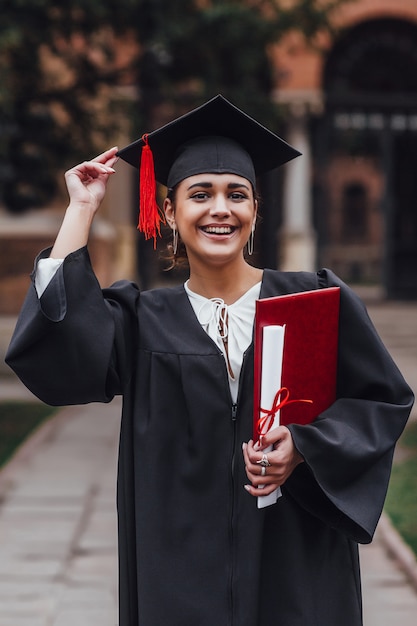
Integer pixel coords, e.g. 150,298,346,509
0,401,119,626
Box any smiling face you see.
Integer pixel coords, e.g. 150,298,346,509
164,173,257,271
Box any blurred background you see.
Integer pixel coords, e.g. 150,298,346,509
0,1,417,624
1,0,417,311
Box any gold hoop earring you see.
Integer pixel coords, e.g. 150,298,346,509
172,227,178,255
247,225,255,256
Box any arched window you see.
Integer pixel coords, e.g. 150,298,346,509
324,18,417,103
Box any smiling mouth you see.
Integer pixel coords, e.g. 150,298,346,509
200,225,236,235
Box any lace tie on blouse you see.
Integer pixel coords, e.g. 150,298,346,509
197,298,229,341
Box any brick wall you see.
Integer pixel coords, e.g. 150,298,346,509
0,212,116,315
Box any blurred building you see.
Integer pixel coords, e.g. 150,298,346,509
272,0,417,298
113,0,417,298
2,0,417,319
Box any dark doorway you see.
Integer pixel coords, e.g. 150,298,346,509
316,17,417,298
390,132,417,297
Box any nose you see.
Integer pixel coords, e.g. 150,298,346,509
210,193,231,217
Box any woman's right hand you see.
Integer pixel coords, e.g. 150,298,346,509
64,146,119,214
50,147,119,259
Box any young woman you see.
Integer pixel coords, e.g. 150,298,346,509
6,96,414,626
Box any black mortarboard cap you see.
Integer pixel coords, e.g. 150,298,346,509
117,94,301,244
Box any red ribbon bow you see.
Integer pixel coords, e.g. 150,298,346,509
258,387,313,436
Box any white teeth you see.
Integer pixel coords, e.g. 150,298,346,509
203,226,233,234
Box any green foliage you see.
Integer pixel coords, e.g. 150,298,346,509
135,0,345,128
0,0,344,213
0,0,141,212
0,401,56,469
398,420,417,448
385,422,417,556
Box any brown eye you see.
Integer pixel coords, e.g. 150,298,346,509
230,192,247,200
191,192,209,200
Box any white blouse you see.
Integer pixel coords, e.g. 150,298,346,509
35,257,261,402
185,280,261,403
35,257,64,296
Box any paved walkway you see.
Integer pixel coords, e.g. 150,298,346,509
0,399,120,626
0,298,416,625
359,300,417,625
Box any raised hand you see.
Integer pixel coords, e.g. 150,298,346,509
51,147,119,259
64,147,119,213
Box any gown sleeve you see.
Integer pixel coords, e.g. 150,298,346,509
286,268,414,544
5,246,140,406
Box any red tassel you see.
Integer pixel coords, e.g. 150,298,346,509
139,134,164,247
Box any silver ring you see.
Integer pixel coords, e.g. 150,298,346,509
261,466,266,477
256,453,271,468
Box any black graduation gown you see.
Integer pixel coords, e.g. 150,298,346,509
6,246,414,626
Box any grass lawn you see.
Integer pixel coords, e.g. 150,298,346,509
0,401,56,469
384,421,417,557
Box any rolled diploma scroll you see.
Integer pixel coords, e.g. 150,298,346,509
257,324,286,509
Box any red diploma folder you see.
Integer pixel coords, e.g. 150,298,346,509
253,287,340,442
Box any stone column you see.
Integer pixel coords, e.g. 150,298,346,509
103,87,139,283
279,107,316,271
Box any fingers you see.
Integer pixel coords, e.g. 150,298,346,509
242,441,278,488
244,482,280,497
91,146,119,166
242,429,303,498
64,155,117,211
65,160,116,183
256,424,288,450
66,147,119,178
242,441,279,497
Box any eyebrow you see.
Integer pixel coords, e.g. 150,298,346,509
187,181,251,191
